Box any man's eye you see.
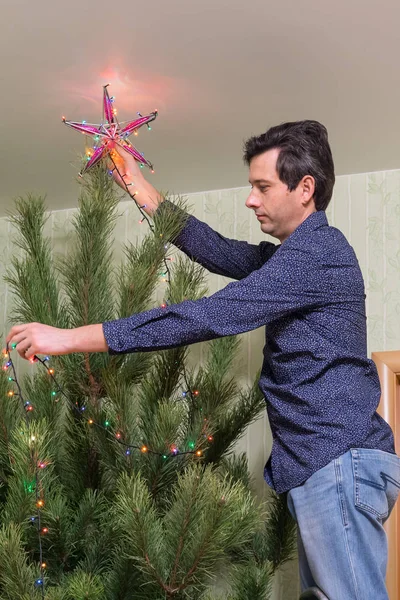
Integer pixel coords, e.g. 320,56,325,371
260,186,269,192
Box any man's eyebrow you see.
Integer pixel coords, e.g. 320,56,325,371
248,179,273,185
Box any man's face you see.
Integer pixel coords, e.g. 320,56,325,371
246,148,315,243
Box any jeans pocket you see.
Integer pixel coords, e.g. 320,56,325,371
351,449,400,522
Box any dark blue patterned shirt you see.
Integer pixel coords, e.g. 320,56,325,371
103,203,395,493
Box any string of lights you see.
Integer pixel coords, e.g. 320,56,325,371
3,343,212,458
3,347,46,597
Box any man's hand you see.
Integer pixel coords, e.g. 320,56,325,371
5,323,108,360
110,145,163,216
110,145,143,190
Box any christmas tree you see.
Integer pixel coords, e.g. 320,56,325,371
0,167,296,599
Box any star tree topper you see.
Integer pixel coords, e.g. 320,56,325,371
62,84,158,175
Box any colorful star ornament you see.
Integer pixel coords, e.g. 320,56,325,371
62,84,158,176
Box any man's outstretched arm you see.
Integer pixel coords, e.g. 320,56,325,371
6,246,328,360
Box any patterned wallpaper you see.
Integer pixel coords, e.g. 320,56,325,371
1,168,399,599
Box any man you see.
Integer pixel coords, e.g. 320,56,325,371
6,120,400,599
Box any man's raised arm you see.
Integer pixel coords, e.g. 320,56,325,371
113,146,278,280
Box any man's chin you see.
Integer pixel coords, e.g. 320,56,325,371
260,222,274,235
260,223,279,240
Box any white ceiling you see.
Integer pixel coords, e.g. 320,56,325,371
1,0,399,217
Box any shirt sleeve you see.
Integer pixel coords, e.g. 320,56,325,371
102,247,335,355
159,200,278,280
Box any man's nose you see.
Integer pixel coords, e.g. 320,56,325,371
245,191,259,209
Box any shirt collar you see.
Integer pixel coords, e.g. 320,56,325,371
282,210,328,247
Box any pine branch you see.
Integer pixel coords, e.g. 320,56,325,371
118,234,169,318
4,194,65,328
113,471,168,587
166,256,208,306
263,492,297,573
2,420,57,528
204,373,265,464
216,453,254,491
0,523,41,599
55,168,120,405
229,558,273,600
64,570,105,600
0,369,23,501
161,466,261,596
228,492,296,585
203,337,242,385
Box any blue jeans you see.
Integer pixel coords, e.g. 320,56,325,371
287,448,400,600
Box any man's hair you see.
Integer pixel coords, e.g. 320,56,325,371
243,120,335,211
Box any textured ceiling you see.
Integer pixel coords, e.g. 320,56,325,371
1,0,399,217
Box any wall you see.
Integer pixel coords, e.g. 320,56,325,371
1,168,399,598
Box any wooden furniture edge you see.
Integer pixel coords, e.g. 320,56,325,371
372,350,400,600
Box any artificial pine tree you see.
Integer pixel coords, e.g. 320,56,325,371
0,167,296,600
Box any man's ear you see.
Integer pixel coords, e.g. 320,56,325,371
301,175,316,206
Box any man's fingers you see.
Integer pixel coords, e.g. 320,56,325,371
111,147,125,166
114,144,129,158
6,324,26,344
16,339,32,360
8,334,29,348
5,329,32,359
22,345,35,360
